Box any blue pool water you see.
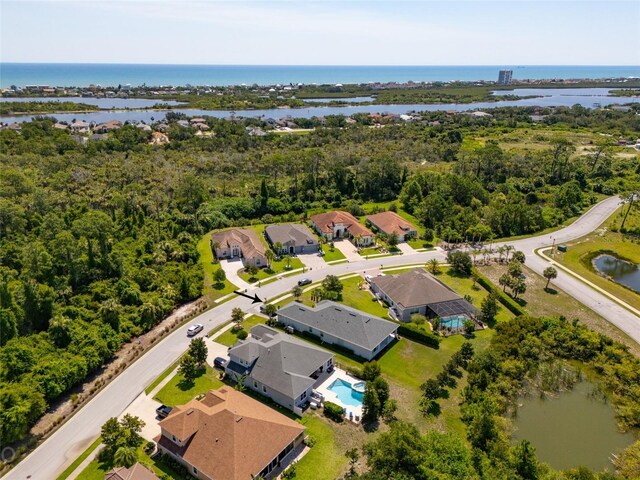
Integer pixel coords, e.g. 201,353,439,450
440,315,467,329
327,378,364,408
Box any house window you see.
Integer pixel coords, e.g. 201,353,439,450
256,259,261,265
254,381,258,388
300,391,307,400
308,327,312,333
172,436,176,442
320,332,324,337
263,385,267,393
193,467,198,474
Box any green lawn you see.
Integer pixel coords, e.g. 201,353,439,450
321,243,346,262
154,365,224,407
75,446,190,480
198,231,237,301
358,246,382,256
144,355,184,395
295,415,349,480
238,256,305,283
215,314,267,346
435,268,513,323
553,231,640,309
57,437,102,480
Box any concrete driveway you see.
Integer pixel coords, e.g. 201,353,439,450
298,252,327,271
397,243,415,255
219,258,252,290
333,239,362,262
124,394,163,442
204,337,230,365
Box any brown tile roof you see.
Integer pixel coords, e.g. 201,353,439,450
157,387,304,480
211,228,267,260
310,211,373,237
104,463,158,480
371,269,460,309
366,211,417,236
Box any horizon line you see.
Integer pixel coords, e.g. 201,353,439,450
2,62,640,67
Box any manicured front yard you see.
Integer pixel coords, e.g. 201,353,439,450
198,232,237,301
238,256,305,283
321,243,347,262
154,365,224,407
215,314,267,346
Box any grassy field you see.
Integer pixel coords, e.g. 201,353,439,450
295,415,353,480
154,365,224,407
552,205,640,309
479,263,640,358
215,314,266,346
198,232,237,301
321,243,347,262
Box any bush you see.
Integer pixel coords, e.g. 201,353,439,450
397,323,441,348
236,329,248,340
144,440,155,454
323,401,345,422
473,268,524,316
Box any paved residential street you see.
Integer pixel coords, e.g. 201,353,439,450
6,195,639,480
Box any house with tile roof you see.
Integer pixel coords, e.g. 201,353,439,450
225,325,334,414
309,211,374,246
365,211,417,242
370,268,480,322
211,228,267,268
104,463,158,480
156,387,305,480
277,301,398,360
264,223,319,255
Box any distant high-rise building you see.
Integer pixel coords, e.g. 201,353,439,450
498,69,513,85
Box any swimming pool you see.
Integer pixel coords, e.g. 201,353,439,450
327,378,364,408
440,315,467,329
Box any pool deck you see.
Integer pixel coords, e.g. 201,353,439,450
315,368,363,422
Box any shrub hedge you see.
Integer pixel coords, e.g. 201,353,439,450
323,401,345,422
396,323,441,348
472,268,525,316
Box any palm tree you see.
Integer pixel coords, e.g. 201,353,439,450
282,254,292,270
114,446,137,468
497,246,506,264
291,285,303,299
265,249,275,268
543,266,558,289
427,258,440,275
505,245,514,263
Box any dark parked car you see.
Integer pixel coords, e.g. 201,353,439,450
214,357,227,369
156,405,172,419
298,278,312,286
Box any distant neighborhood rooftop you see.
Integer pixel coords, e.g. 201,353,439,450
211,228,266,259
366,211,416,237
310,211,373,237
265,223,317,246
104,463,158,480
278,300,397,351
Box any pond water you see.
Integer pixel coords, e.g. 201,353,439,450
1,88,638,124
512,381,635,471
302,96,375,103
593,254,640,293
0,96,184,109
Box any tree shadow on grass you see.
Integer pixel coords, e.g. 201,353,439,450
177,367,206,391
544,287,559,295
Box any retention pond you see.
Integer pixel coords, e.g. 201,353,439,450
593,254,640,294
512,381,635,471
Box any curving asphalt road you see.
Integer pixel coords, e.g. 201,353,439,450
6,195,639,480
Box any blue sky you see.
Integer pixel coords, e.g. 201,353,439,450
1,1,639,65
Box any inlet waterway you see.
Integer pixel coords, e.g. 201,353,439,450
593,254,640,293
511,381,635,471
1,88,638,124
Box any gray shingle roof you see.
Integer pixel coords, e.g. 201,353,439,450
228,325,333,399
264,224,318,247
277,301,398,352
371,269,461,309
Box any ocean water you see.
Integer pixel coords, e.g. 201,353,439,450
2,64,640,88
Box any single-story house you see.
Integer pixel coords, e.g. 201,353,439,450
156,387,305,480
264,224,319,254
211,228,267,268
370,269,480,322
365,211,418,242
225,325,334,414
277,300,398,360
104,463,158,480
309,211,374,246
